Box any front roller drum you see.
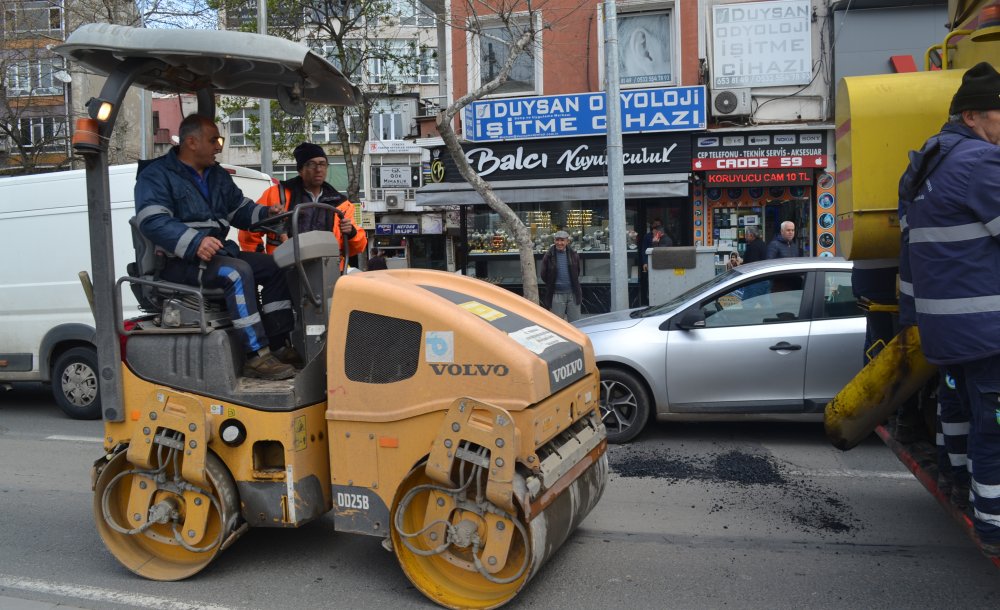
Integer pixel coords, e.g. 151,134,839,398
391,453,608,609
93,449,240,581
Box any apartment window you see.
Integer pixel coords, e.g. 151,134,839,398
470,15,542,96
227,108,257,147
310,39,364,77
370,99,406,140
604,5,675,87
419,47,439,84
390,0,435,26
368,39,418,85
13,116,67,151
311,107,361,144
5,58,63,96
303,2,362,27
4,1,62,34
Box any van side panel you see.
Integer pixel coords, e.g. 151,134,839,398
0,166,136,379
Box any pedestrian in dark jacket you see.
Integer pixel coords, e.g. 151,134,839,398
899,61,1000,554
766,221,803,258
540,231,582,321
134,114,298,380
367,249,388,271
742,225,767,263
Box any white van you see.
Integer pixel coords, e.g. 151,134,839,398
0,163,274,418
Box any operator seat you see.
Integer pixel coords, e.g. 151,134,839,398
126,217,231,330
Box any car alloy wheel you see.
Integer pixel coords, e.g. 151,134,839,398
598,369,650,444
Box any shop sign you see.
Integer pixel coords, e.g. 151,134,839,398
705,169,813,186
463,86,706,142
377,165,417,188
693,130,826,167
711,0,811,89
434,132,691,182
376,223,421,235
693,155,826,170
367,140,423,154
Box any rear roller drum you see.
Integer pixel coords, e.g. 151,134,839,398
391,464,532,610
93,448,240,581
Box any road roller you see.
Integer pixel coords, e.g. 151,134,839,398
824,0,999,558
59,24,607,608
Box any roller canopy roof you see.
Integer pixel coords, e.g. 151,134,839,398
56,23,360,107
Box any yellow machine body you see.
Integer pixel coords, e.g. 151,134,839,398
825,0,1000,446
94,269,607,609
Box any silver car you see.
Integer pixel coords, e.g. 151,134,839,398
576,258,866,443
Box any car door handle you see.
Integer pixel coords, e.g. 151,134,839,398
769,341,802,351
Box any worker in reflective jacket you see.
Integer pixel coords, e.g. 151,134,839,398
239,142,367,268
902,62,1000,557
134,114,299,381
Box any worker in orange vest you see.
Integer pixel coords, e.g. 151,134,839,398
239,142,367,265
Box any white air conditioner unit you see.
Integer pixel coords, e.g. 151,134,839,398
385,191,405,210
711,88,752,117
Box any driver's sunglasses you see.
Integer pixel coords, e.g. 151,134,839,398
304,160,329,170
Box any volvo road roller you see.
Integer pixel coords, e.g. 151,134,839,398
824,0,999,560
58,24,607,609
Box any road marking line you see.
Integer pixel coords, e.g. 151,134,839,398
787,469,912,479
44,435,103,443
0,575,236,610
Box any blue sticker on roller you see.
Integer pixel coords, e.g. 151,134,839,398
419,285,587,392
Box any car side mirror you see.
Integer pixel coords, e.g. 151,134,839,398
674,309,706,330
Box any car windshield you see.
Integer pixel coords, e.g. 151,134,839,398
631,267,746,318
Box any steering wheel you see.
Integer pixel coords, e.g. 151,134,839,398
247,210,294,235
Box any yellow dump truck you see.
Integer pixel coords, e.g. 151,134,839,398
826,0,1000,554
59,24,607,609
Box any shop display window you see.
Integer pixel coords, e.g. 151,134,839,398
464,200,638,255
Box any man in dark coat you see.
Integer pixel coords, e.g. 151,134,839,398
540,231,582,321
741,225,767,263
766,221,803,258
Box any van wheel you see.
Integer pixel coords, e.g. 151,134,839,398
52,347,101,420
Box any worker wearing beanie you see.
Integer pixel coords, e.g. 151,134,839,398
897,62,1000,556
239,142,367,267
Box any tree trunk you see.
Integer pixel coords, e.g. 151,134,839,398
437,116,539,304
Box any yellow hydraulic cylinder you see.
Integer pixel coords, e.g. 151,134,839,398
824,325,938,450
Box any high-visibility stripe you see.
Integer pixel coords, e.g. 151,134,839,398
218,263,261,350
899,215,908,231
136,205,172,224
232,312,262,329
942,421,970,435
973,479,1000,499
184,220,221,229
910,221,990,243
915,294,1000,315
231,197,258,223
899,280,913,296
949,452,968,467
174,228,200,258
974,508,1000,527
262,300,292,313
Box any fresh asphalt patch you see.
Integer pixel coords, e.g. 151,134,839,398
608,444,864,537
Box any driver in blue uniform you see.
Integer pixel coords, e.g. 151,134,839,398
134,114,300,380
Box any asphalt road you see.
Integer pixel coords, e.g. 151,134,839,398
2,382,998,609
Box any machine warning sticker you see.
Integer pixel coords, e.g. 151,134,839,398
459,301,507,321
425,331,454,363
293,415,307,451
508,325,568,355
210,404,223,415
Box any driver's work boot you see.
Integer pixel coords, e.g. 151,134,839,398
273,344,304,368
244,348,295,380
